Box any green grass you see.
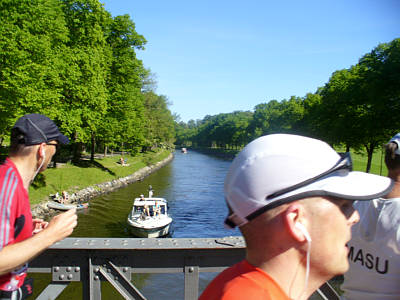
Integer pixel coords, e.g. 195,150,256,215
28,150,171,205
345,148,387,176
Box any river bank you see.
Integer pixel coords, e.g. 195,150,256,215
182,147,239,159
31,152,174,219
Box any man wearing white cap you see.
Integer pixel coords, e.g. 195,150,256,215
341,133,400,300
199,134,393,300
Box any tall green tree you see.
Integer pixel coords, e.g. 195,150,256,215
142,92,175,150
320,64,390,172
99,14,147,154
358,38,400,134
0,0,69,141
59,0,111,160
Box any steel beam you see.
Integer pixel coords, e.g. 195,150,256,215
35,282,68,300
28,237,339,300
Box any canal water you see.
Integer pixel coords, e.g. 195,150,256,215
32,150,240,299
72,150,238,240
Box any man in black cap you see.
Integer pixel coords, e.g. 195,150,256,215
0,114,78,299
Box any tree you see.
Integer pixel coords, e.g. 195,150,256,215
59,0,111,160
142,92,175,150
358,38,400,135
99,13,147,155
250,97,304,139
0,0,69,141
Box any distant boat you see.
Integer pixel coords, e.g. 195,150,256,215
127,196,172,238
181,147,187,153
47,201,89,211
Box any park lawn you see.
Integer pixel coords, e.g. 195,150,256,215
350,149,388,176
28,150,171,205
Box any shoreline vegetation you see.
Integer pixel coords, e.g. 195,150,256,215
29,150,173,219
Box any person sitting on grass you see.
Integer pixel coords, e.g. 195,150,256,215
61,191,69,204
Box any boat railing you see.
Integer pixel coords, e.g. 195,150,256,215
29,236,340,300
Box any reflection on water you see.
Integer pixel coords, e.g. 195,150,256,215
32,150,239,299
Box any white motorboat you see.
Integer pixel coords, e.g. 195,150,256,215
127,196,172,238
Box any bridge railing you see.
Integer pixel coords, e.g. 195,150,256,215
28,237,339,300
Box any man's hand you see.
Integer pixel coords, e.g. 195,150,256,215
0,209,77,275
41,209,78,244
32,218,49,234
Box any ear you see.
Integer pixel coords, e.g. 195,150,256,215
38,143,46,157
283,202,309,242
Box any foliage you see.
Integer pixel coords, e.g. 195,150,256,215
0,0,175,156
0,0,70,140
142,92,176,150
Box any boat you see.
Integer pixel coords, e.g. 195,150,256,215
181,147,187,153
47,200,89,211
127,196,172,238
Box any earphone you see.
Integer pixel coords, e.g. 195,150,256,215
295,222,312,242
31,147,46,184
296,222,312,299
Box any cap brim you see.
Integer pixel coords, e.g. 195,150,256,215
272,170,394,203
58,134,69,145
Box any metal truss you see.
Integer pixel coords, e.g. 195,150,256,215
29,236,339,300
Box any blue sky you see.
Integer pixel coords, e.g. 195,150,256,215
101,0,400,122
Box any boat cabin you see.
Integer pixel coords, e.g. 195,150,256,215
132,198,168,217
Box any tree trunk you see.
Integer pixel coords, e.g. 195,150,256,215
72,132,81,163
90,132,95,161
365,143,375,173
104,145,108,158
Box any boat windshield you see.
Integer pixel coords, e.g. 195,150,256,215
133,204,166,215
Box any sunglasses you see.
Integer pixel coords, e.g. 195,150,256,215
226,152,353,228
266,152,353,200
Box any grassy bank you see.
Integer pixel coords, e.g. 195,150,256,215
352,148,387,176
29,150,171,205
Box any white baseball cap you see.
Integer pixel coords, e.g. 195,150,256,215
224,134,394,228
388,133,400,155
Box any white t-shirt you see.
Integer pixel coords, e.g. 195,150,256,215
341,198,400,300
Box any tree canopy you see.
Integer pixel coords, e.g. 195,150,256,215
0,0,175,157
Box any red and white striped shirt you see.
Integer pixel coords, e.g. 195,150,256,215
0,158,32,291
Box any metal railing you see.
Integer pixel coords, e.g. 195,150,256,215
28,237,339,300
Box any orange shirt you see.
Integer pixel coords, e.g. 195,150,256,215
199,260,290,300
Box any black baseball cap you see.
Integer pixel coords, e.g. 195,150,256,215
12,113,69,145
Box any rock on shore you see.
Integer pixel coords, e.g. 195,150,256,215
31,153,174,219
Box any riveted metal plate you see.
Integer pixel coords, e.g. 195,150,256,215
51,236,245,250
52,265,81,282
